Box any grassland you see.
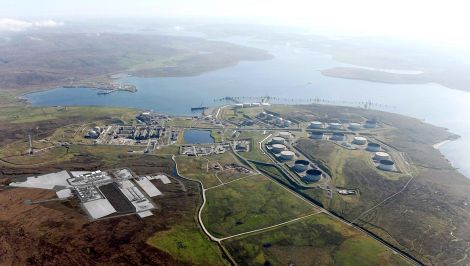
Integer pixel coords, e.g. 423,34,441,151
202,174,318,238
175,152,252,188
147,223,227,266
0,106,138,124
223,213,411,266
235,131,272,163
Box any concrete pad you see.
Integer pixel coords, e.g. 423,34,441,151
137,210,153,218
148,174,171,184
135,177,162,197
56,188,72,199
70,171,90,177
83,199,116,219
10,171,72,190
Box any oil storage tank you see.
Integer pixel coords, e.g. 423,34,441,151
364,119,378,128
367,142,381,152
378,159,395,171
309,121,323,129
330,132,346,141
280,151,295,160
349,123,362,130
271,144,286,153
279,131,291,139
303,169,322,182
374,152,391,161
293,160,310,172
311,131,324,139
329,122,342,130
271,137,285,144
353,136,367,145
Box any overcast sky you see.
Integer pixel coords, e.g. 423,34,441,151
1,0,470,45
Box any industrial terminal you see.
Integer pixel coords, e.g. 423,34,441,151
9,169,172,220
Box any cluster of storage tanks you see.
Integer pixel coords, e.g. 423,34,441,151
308,119,379,131
235,102,271,108
258,112,292,127
366,142,396,171
269,132,295,160
291,160,322,183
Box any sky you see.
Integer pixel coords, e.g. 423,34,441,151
1,0,470,46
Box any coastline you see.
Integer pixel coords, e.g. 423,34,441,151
433,139,454,149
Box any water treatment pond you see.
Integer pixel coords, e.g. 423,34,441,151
183,130,214,144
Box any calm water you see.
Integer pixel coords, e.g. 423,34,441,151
184,130,214,144
24,38,470,177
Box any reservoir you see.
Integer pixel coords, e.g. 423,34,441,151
184,130,214,144
23,36,470,178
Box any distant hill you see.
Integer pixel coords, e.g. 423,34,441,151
0,32,272,93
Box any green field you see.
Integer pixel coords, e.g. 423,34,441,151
0,106,137,124
175,152,253,188
223,213,412,266
147,223,227,266
235,131,272,163
202,174,318,238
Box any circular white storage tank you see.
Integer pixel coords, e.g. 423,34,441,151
329,122,342,130
367,142,381,152
284,120,292,127
259,111,267,118
280,151,295,160
309,121,324,129
234,103,243,109
252,102,261,107
378,159,395,171
311,131,324,139
303,169,322,182
349,123,362,130
271,137,285,144
330,132,346,141
242,103,251,108
261,102,271,106
293,160,310,172
279,131,291,139
374,152,391,161
93,126,101,132
266,114,275,120
353,136,367,145
275,117,284,125
271,144,286,153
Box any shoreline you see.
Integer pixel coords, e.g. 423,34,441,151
433,138,457,149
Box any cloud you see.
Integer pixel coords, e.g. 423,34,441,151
0,18,64,31
33,19,64,28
